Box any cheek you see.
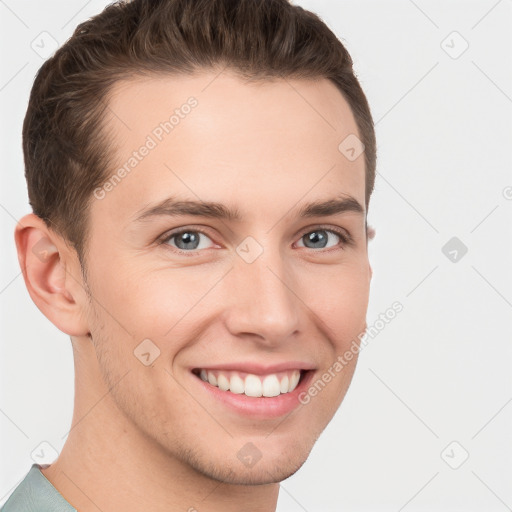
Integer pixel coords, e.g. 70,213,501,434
87,259,194,338
86,260,229,380
301,260,370,343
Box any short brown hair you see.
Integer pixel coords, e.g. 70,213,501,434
23,0,376,271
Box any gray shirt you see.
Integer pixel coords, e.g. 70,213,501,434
1,464,76,512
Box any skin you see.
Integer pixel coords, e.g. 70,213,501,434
15,70,372,512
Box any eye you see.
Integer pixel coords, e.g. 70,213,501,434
160,228,216,255
158,225,352,256
295,227,351,251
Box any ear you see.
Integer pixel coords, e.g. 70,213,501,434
14,213,91,337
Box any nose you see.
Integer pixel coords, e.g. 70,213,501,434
223,245,301,347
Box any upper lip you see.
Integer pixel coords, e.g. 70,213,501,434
192,361,316,375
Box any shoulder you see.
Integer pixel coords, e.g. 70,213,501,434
1,464,76,512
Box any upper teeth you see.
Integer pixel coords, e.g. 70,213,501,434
198,369,301,397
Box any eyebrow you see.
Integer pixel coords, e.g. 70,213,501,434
133,195,365,223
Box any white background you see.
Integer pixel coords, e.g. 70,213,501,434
1,1,511,510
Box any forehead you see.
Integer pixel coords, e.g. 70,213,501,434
93,71,366,225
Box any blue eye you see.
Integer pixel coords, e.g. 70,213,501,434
159,225,352,256
296,228,348,250
161,229,215,254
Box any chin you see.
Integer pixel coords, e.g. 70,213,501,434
178,436,315,486
200,456,309,486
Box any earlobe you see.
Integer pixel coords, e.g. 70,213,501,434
14,213,90,337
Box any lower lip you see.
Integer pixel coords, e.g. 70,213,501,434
192,370,315,419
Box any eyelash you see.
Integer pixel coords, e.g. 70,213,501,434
157,225,353,257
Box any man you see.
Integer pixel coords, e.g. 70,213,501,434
3,0,376,510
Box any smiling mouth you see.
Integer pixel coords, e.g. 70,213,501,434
191,368,308,397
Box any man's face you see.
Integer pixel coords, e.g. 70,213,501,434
80,71,371,484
